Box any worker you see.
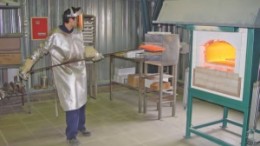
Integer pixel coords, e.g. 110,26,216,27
19,7,103,146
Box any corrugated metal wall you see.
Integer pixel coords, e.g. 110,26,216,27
0,6,21,86
23,0,147,86
2,0,182,88
1,0,190,88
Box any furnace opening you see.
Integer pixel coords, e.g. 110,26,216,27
203,40,236,72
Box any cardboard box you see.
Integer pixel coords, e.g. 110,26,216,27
150,81,171,91
144,74,171,88
127,74,144,88
0,53,21,65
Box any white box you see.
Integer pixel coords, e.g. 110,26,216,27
124,50,144,58
113,75,128,84
115,67,136,76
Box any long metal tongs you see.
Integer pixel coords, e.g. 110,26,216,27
28,50,130,74
29,58,94,74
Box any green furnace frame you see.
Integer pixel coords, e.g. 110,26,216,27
185,26,260,146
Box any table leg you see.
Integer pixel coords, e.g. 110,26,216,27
138,61,143,113
109,56,113,101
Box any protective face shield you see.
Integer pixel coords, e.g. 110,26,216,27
66,7,84,31
77,13,84,31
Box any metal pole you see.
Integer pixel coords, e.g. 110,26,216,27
29,58,93,74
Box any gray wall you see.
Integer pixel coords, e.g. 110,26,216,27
23,0,147,86
0,0,190,88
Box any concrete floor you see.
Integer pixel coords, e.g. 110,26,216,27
0,85,257,146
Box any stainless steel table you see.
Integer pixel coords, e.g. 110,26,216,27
109,52,144,113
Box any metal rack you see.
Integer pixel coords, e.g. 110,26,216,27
0,5,22,84
141,33,180,119
82,14,95,46
142,61,177,119
82,14,97,98
0,5,27,114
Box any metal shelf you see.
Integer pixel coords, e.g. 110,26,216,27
0,5,20,9
0,33,23,38
142,61,178,120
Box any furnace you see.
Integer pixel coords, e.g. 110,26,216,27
191,29,247,99
155,0,260,145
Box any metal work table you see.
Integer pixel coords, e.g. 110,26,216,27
109,52,144,113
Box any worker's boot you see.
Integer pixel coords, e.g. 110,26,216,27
79,129,91,137
67,138,80,146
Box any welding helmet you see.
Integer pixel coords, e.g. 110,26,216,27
63,7,84,31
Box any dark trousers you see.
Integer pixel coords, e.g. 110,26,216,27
66,104,86,140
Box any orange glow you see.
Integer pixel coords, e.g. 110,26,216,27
204,40,236,67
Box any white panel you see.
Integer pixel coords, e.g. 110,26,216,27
7,68,19,82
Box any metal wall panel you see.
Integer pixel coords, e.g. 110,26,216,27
24,0,146,86
0,0,194,87
0,6,21,86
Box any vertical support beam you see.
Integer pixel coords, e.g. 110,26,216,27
222,107,228,128
152,0,164,21
93,63,97,98
185,92,193,138
158,65,163,120
241,110,250,146
241,28,259,146
141,0,151,34
109,56,113,101
88,64,93,97
185,28,193,138
48,0,50,31
172,64,177,116
143,62,148,113
138,60,144,113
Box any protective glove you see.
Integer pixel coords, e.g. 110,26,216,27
84,46,104,62
19,58,34,80
85,46,98,58
92,53,104,62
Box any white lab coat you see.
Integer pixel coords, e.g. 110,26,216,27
31,28,87,111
